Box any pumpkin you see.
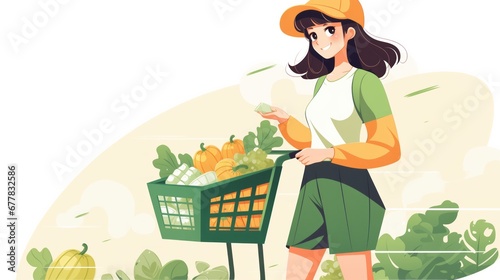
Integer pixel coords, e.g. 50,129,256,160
194,143,222,173
214,158,248,181
45,243,95,280
221,135,245,159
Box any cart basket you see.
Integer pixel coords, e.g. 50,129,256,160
147,150,298,244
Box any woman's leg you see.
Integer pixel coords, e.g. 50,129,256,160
336,250,374,280
286,246,326,280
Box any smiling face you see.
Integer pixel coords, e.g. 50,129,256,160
306,22,353,59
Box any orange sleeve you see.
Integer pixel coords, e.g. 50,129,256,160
278,116,311,150
331,114,401,168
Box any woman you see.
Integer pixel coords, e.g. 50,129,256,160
259,0,403,279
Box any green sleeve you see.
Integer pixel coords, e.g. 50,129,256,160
357,72,392,123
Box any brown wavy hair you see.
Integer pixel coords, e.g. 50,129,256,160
289,10,402,79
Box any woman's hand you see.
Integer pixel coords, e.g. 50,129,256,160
295,148,335,165
257,106,290,124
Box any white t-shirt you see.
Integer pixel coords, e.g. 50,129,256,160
305,67,363,149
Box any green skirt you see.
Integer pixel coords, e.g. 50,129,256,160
286,161,385,254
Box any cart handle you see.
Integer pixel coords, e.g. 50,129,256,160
269,150,300,167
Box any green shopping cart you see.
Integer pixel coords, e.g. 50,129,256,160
147,150,298,280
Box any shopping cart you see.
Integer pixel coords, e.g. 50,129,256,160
147,150,298,280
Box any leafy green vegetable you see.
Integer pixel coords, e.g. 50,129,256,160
195,261,210,273
153,145,193,178
461,219,499,275
116,270,131,280
374,200,468,280
243,120,283,153
101,274,114,280
134,249,162,280
372,200,498,279
243,132,257,153
178,153,193,168
193,265,228,280
26,247,52,280
159,259,188,280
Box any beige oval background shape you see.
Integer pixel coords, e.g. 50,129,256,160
18,69,499,279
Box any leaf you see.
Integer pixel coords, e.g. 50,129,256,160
27,248,52,269
404,85,439,98
33,267,47,280
134,249,162,280
424,200,459,227
159,259,189,280
375,234,422,273
255,120,283,153
75,212,89,218
101,274,114,280
247,64,276,76
193,265,228,280
153,145,181,178
461,219,499,275
178,153,193,167
116,270,131,280
243,132,257,153
195,261,210,273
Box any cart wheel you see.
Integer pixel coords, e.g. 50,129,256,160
226,243,235,280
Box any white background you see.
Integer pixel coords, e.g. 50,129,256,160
1,0,499,279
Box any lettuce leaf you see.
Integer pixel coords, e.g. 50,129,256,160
243,120,283,154
152,145,193,178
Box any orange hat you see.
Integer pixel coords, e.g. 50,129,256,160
280,0,365,37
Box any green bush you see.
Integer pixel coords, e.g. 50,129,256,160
319,200,498,280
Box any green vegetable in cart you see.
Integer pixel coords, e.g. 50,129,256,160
189,171,217,186
153,145,194,178
165,164,202,185
178,167,202,185
243,120,283,154
234,148,274,175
